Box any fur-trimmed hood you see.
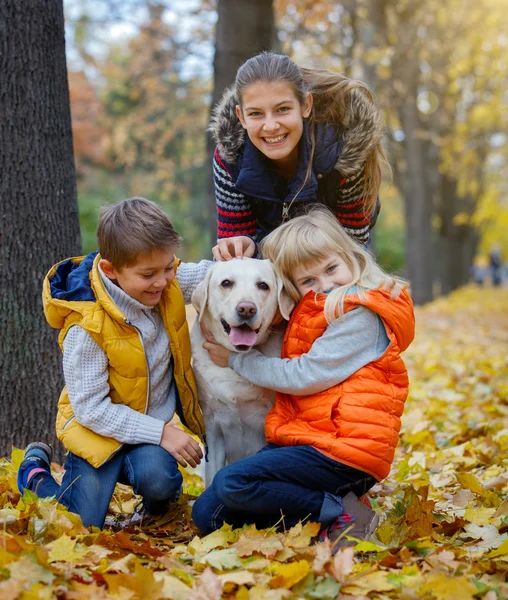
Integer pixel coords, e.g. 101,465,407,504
209,85,384,177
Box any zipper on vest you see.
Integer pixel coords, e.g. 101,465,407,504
125,318,152,414
282,202,289,222
183,369,207,444
95,319,150,469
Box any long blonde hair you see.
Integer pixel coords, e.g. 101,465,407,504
260,206,408,323
234,53,386,211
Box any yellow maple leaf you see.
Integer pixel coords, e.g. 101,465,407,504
456,472,484,495
104,562,163,600
486,540,508,559
351,539,387,553
419,574,478,600
188,523,237,555
375,519,397,545
47,535,87,563
233,535,284,558
199,548,242,570
270,559,311,589
342,570,396,594
464,506,496,525
153,573,192,600
285,521,320,548
217,570,255,587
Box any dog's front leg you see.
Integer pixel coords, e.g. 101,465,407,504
204,413,226,488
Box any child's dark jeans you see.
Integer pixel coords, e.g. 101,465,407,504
30,444,182,528
192,444,376,534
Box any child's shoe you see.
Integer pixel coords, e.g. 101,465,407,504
319,511,355,543
17,442,53,494
320,491,379,553
359,493,373,509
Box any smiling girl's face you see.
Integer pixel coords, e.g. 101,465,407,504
236,80,312,176
292,253,354,297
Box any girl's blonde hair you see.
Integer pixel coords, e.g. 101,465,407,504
234,53,387,212
260,206,408,323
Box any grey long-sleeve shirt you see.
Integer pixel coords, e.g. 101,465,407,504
228,306,389,396
61,260,212,446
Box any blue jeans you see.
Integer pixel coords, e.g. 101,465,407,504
30,444,182,529
192,444,376,534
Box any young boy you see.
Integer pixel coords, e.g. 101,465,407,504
17,197,212,528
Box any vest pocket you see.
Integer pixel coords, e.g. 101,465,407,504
61,415,76,431
330,397,341,437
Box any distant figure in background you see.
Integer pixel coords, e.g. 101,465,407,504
471,255,488,287
489,246,503,287
209,52,386,258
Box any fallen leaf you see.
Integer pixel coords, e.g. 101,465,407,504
188,523,237,555
192,567,223,600
199,547,242,570
456,472,484,495
419,574,478,600
217,570,255,586
328,546,355,582
341,570,396,594
46,534,87,563
153,573,192,600
270,559,311,589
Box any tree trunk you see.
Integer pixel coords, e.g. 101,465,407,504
0,1,81,458
438,176,463,295
206,0,277,249
394,60,434,305
438,176,481,295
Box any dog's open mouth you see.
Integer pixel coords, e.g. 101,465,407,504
221,319,260,351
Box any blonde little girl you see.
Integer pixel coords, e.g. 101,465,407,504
193,207,414,548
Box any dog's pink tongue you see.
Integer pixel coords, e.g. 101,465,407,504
229,326,257,347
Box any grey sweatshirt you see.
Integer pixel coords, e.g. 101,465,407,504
62,260,212,446
228,306,389,395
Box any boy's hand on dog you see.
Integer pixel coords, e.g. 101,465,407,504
161,424,203,468
203,339,232,368
212,236,255,261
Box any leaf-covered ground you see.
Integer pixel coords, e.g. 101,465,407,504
1,286,507,600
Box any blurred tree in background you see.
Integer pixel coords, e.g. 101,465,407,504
64,0,507,300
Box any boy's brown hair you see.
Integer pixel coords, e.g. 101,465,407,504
97,197,182,268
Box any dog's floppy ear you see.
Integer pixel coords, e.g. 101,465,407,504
276,276,295,322
191,268,213,322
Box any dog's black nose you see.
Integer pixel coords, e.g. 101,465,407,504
236,302,257,318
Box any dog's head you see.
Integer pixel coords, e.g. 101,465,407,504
192,258,294,352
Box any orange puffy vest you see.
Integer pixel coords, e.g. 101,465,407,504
264,288,415,481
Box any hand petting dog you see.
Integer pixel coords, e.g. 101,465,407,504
212,236,256,261
203,337,232,368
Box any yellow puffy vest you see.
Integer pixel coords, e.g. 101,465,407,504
43,253,205,468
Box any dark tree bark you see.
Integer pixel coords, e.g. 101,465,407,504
0,1,81,458
397,100,434,304
205,0,278,247
391,48,434,305
438,176,480,295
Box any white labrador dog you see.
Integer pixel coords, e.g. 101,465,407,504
190,258,293,486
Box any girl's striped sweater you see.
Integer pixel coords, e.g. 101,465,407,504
214,147,377,245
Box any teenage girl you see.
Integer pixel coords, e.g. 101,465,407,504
210,52,386,261
193,207,414,547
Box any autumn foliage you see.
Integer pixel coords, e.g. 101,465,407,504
1,286,507,599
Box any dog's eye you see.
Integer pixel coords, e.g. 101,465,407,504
257,282,270,291
221,279,233,288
